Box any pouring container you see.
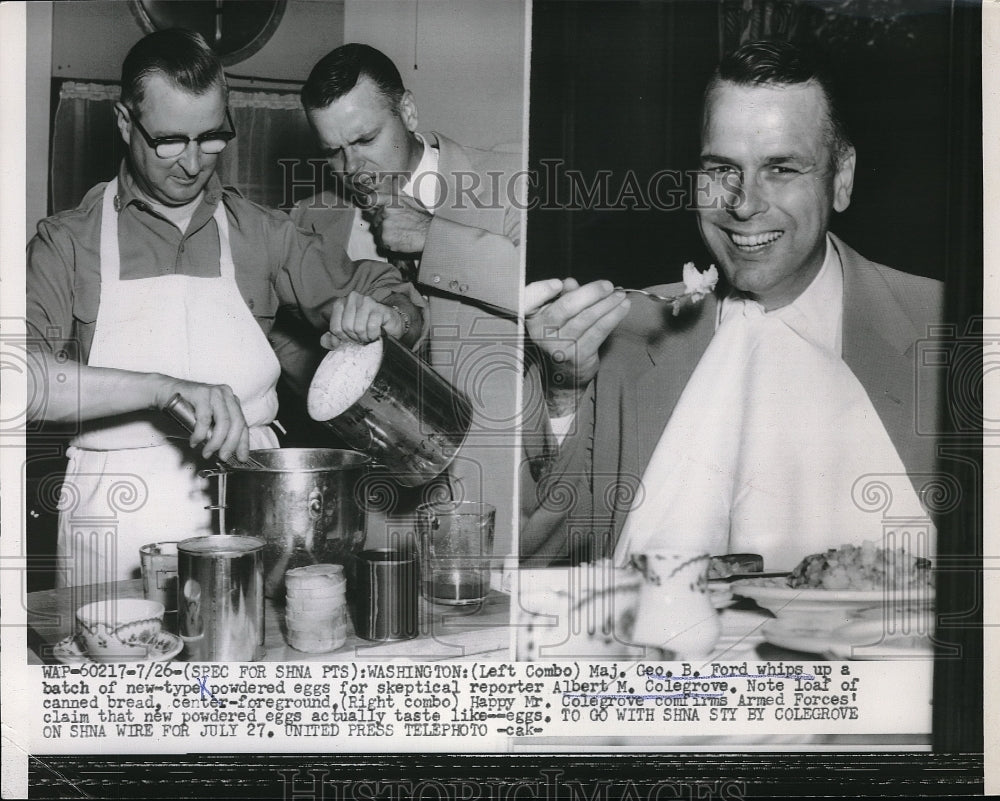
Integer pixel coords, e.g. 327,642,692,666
306,336,473,487
201,448,370,598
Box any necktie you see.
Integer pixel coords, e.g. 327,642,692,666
391,256,420,285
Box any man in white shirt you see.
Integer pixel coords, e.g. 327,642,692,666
521,40,942,565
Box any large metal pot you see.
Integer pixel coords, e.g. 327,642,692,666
201,448,370,598
307,336,474,487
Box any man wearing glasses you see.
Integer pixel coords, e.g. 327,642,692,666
26,29,422,587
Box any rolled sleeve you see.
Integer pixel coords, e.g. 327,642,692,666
271,218,422,329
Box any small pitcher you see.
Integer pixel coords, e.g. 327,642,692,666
629,551,721,658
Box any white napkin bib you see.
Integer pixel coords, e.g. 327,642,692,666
616,298,932,570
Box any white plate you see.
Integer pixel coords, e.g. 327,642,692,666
826,619,935,660
762,614,935,659
732,576,934,618
762,616,854,655
711,608,771,657
52,631,183,664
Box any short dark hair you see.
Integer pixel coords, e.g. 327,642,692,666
120,29,227,111
707,40,852,163
301,43,405,112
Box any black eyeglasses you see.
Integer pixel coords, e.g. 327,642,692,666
125,106,237,159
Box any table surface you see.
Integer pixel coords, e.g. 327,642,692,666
26,578,511,664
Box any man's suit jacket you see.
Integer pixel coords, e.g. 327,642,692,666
290,131,521,309
521,235,944,565
289,132,524,556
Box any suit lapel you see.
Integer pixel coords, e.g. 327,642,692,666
612,296,717,538
835,234,921,472
427,132,506,232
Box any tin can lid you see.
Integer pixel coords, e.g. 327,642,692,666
177,534,264,556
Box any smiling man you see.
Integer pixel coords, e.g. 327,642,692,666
697,76,856,313
521,40,943,566
26,29,421,587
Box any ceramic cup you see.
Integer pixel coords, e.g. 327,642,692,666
75,598,165,662
629,551,721,658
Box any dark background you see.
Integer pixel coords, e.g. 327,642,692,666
526,0,981,291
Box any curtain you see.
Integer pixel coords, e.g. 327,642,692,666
49,81,326,214
219,90,324,210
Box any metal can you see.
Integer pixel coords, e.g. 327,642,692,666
308,336,473,487
350,548,418,641
178,535,264,661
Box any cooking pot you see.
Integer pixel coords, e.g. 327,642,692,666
201,448,370,598
307,336,473,486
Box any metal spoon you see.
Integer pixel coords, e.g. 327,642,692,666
616,287,687,304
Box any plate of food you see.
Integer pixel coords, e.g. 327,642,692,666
732,543,934,619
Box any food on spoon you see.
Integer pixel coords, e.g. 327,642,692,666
671,263,719,315
787,542,933,591
682,262,719,300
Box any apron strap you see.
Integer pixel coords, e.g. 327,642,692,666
214,201,236,282
97,179,123,319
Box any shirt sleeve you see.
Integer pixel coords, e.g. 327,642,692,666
26,217,79,353
269,213,423,331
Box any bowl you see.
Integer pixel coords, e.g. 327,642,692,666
75,599,165,662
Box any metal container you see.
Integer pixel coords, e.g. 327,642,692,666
201,448,370,599
177,535,264,662
139,541,179,611
349,548,419,641
308,336,474,486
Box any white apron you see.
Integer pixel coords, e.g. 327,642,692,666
56,180,281,587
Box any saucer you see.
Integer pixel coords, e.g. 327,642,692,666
52,631,183,664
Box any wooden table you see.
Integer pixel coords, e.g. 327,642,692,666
26,578,510,664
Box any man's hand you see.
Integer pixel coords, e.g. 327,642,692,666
28,350,251,462
525,278,631,417
365,189,433,255
322,290,406,347
152,378,250,463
